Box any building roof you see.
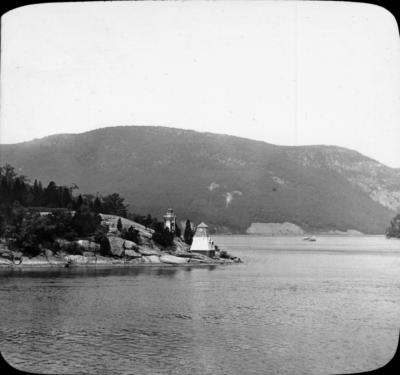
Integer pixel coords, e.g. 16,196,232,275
197,222,208,228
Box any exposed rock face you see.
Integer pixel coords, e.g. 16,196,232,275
285,147,400,212
142,255,161,263
137,247,161,256
124,249,142,258
173,237,191,253
123,240,138,250
160,254,188,264
75,240,100,252
99,214,154,239
107,236,125,257
1,214,241,267
246,222,305,236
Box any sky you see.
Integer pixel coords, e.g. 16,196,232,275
1,1,400,167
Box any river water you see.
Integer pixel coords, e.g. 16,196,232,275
0,235,400,374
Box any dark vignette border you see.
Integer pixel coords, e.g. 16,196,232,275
0,0,399,374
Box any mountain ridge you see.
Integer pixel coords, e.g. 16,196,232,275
1,125,399,234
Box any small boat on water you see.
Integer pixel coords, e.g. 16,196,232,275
303,235,317,242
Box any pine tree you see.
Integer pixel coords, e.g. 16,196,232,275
76,195,83,209
175,222,181,238
184,220,194,245
93,196,102,214
117,217,123,232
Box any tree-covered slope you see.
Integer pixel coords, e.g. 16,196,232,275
1,126,399,233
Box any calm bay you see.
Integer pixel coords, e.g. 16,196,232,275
0,235,399,374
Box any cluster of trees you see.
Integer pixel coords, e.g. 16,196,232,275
128,214,182,247
386,214,400,238
116,218,140,244
0,164,193,253
2,203,107,257
1,164,128,216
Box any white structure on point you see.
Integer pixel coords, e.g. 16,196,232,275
190,222,216,257
163,208,177,233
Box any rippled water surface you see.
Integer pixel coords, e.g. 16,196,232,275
1,235,400,374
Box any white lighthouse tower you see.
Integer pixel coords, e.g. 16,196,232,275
190,222,216,258
163,208,177,233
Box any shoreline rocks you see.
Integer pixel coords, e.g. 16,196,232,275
0,216,242,269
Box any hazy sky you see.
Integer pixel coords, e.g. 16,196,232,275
1,1,400,167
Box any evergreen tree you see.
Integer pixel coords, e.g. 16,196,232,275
0,212,5,237
121,225,140,244
45,181,58,207
117,217,123,232
152,227,174,247
184,220,194,245
75,194,83,210
102,193,128,217
93,196,102,213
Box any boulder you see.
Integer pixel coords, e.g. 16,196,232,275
76,240,100,252
99,214,154,239
173,238,190,252
142,255,161,263
137,246,161,256
160,254,188,264
123,240,138,250
76,239,90,248
124,249,142,258
106,236,125,257
44,249,54,258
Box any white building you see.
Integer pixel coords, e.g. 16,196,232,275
163,208,177,233
190,222,216,257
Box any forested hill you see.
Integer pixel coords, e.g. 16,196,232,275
2,126,400,234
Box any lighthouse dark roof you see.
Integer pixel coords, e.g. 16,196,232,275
197,222,208,228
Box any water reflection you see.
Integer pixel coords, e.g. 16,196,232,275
0,264,221,281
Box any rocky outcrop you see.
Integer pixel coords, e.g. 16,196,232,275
160,254,188,264
141,255,161,263
75,240,100,252
107,236,125,257
0,213,241,267
137,246,161,256
99,214,154,239
124,249,142,258
123,240,138,250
